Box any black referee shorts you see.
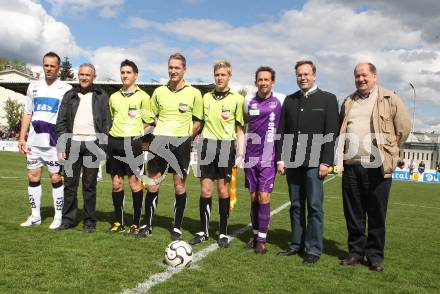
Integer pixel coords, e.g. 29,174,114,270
198,138,235,181
106,135,144,176
147,135,192,176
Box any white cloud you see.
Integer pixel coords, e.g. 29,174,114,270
327,0,440,46
45,0,124,18
123,0,440,131
0,0,82,64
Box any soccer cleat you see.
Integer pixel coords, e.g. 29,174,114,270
137,225,152,238
254,242,267,255
124,224,140,237
49,217,62,230
189,232,209,245
108,222,125,234
218,234,230,248
20,216,41,227
83,224,96,233
244,236,257,249
171,228,182,241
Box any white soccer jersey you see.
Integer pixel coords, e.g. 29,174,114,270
24,79,72,148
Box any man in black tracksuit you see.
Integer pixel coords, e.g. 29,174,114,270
55,63,111,232
276,60,339,263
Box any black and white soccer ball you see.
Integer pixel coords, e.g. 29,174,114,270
164,240,193,268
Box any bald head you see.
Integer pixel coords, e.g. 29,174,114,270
354,63,377,96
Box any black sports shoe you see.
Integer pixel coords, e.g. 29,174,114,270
218,235,230,248
189,232,209,245
171,228,182,241
254,242,267,255
303,254,320,264
83,223,96,233
137,225,152,238
124,224,139,237
244,236,257,249
108,222,125,234
55,222,75,231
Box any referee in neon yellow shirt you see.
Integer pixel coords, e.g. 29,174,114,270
107,59,153,236
138,53,203,241
189,60,245,248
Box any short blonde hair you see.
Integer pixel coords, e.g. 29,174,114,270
213,60,231,75
168,52,186,68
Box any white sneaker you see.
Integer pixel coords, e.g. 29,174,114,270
20,215,41,227
49,217,62,229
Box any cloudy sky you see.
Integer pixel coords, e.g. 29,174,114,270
0,0,439,131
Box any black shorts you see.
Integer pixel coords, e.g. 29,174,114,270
147,135,192,176
198,138,235,181
106,136,143,176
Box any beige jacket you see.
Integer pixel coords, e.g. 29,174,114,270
336,86,411,178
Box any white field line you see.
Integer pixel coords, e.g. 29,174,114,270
120,176,336,294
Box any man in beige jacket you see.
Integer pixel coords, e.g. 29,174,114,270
336,63,410,272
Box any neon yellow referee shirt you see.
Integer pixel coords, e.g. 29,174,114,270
201,90,244,140
109,86,154,137
151,82,203,137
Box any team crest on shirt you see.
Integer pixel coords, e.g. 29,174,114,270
221,106,231,120
250,103,258,109
179,103,188,113
269,101,277,109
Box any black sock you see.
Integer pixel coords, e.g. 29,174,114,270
132,190,143,227
219,197,230,235
174,192,187,230
200,196,212,236
112,191,124,225
144,191,158,228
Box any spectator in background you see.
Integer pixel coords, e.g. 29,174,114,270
418,161,425,174
397,159,405,169
409,160,415,174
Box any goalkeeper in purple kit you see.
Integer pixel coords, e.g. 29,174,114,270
244,66,283,254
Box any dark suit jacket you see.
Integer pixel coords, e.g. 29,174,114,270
276,88,339,167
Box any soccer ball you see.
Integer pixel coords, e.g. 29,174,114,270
164,240,193,268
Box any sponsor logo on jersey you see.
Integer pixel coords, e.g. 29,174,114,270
33,97,60,113
249,109,260,116
267,112,276,143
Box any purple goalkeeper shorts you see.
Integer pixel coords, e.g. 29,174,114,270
244,164,276,193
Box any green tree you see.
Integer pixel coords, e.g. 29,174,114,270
2,98,23,131
0,56,28,73
59,56,74,81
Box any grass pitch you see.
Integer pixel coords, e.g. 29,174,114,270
0,151,439,294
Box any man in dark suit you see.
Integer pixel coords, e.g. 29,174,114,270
55,63,110,232
276,60,339,264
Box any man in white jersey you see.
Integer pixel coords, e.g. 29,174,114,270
18,52,72,229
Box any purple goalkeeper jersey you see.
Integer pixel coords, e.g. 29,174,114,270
245,93,283,166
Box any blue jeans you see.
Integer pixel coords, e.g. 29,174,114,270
286,167,323,256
